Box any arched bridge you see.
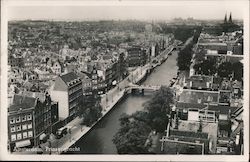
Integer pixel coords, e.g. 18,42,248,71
125,83,161,93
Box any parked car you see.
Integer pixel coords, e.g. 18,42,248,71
56,127,68,139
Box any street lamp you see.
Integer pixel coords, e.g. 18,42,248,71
105,93,108,109
131,72,134,84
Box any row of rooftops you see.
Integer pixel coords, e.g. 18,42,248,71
184,75,242,90
175,102,238,116
8,91,53,113
199,32,242,51
8,72,84,113
176,32,243,119
59,72,81,85
163,30,244,155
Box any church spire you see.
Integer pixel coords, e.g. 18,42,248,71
224,13,227,24
229,12,232,23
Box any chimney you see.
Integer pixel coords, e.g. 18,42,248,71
32,92,36,98
190,81,193,88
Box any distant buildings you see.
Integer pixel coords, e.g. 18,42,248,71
127,46,148,67
78,72,93,96
8,55,24,68
221,12,241,33
161,17,244,154
49,59,63,75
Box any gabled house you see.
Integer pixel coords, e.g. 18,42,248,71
8,93,58,152
51,60,63,75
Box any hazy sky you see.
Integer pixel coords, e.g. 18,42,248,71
6,0,248,21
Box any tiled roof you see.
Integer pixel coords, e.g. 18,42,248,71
22,91,46,102
60,72,79,84
102,54,113,60
38,82,49,90
186,75,213,89
23,81,34,90
176,102,207,109
176,102,237,115
212,77,222,84
170,130,209,139
189,75,212,82
9,94,36,112
208,105,237,115
179,89,219,104
78,72,91,82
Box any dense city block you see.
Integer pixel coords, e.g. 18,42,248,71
7,13,244,155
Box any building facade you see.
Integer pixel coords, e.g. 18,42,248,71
127,46,148,67
8,93,58,152
50,72,83,123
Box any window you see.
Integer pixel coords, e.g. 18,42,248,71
10,117,15,124
234,89,239,94
207,96,213,102
11,134,16,141
219,114,228,120
16,125,21,132
22,124,27,130
17,133,22,140
23,132,27,139
16,116,20,123
27,123,32,129
27,114,32,120
22,115,26,122
28,131,33,137
10,126,16,133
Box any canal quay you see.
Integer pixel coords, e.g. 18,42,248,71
28,45,177,155
66,50,179,154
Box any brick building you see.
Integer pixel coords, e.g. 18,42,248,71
8,93,58,152
127,46,148,67
50,72,83,123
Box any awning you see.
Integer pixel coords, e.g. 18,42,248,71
15,140,31,148
39,133,47,140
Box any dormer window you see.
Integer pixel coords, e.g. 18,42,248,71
207,96,213,102
16,116,21,123
10,117,15,124
22,116,26,122
27,114,32,120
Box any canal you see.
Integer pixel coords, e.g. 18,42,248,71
67,51,179,154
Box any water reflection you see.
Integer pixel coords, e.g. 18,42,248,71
67,52,178,154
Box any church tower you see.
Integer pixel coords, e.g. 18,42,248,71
228,12,233,24
224,13,227,24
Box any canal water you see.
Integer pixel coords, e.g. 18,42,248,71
67,51,178,154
